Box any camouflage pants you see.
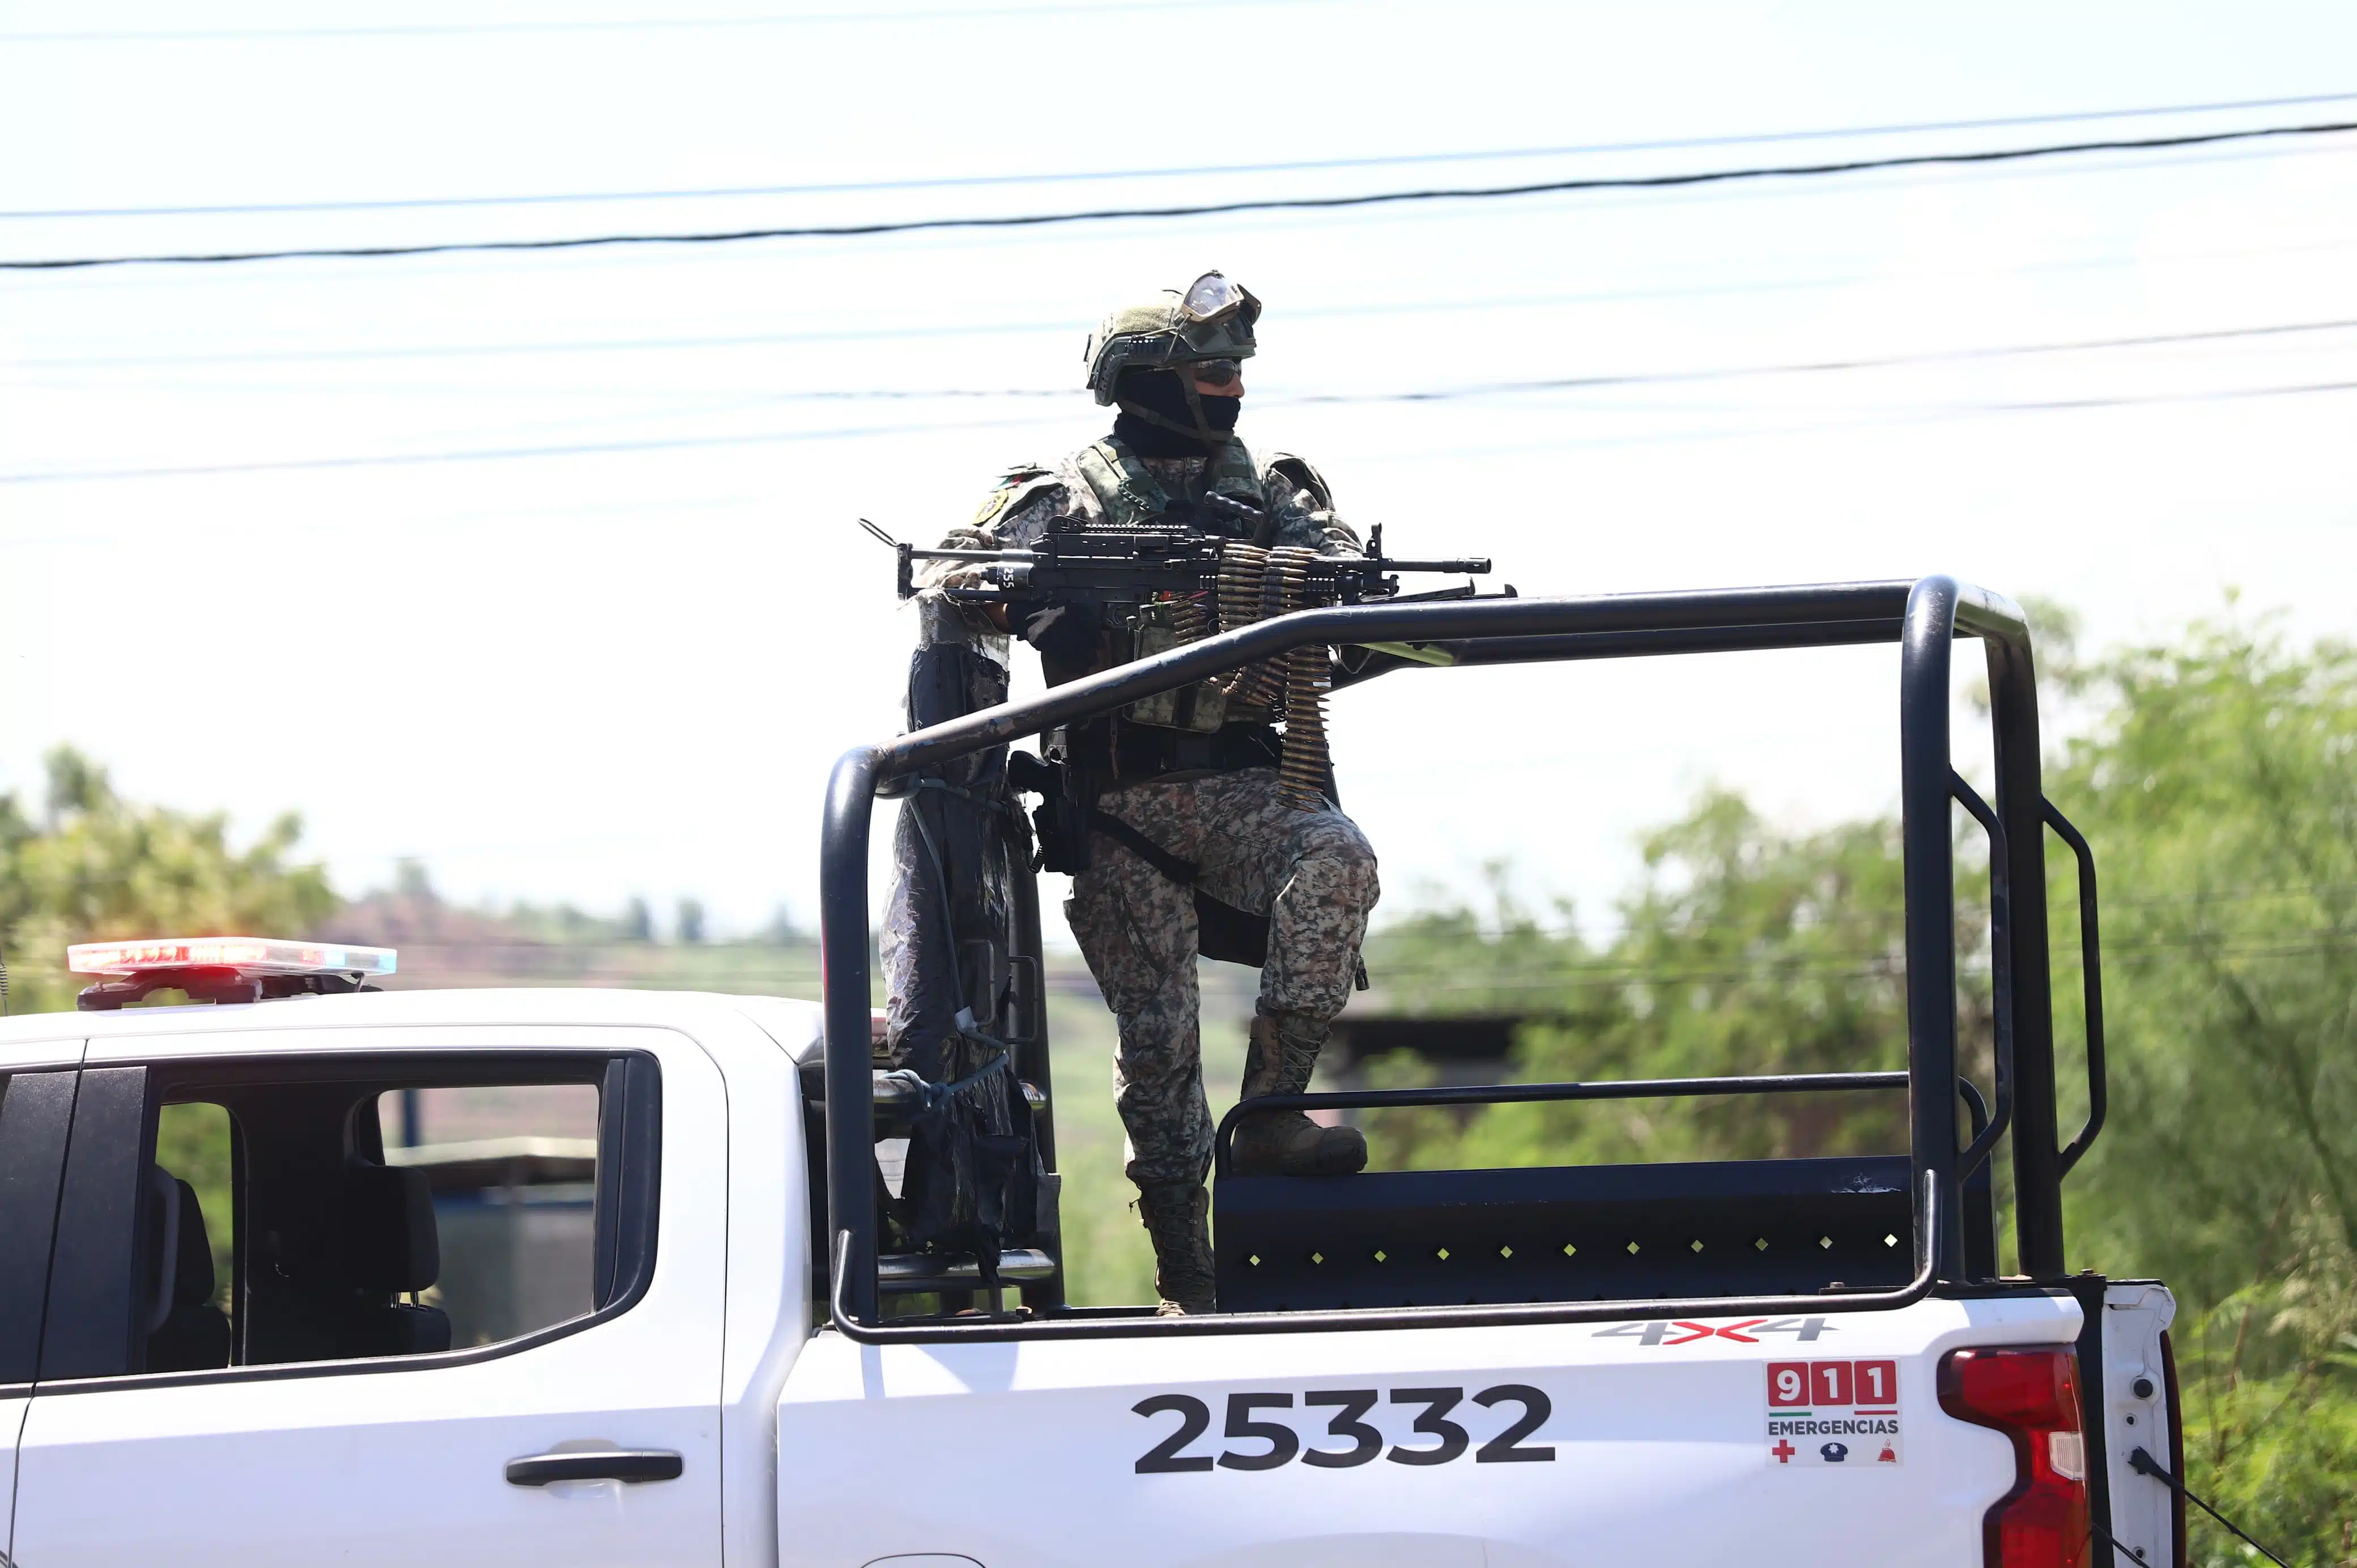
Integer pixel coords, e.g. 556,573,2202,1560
1066,766,1380,1187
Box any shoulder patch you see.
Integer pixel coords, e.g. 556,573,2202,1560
970,489,1016,529
971,465,1054,529
966,467,1060,528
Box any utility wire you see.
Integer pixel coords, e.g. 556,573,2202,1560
42,239,2355,367
0,414,1062,485
0,0,1324,44
24,314,2356,398
8,118,2356,272
9,372,2356,486
12,90,2354,221
1279,318,2357,403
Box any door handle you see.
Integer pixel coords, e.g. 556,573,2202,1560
505,1450,684,1486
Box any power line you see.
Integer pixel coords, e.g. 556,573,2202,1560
0,0,1323,44
1280,318,2357,403
11,316,1074,369
10,371,2357,487
36,313,2345,405
12,90,2355,221
20,235,2354,369
1986,379,2357,414
0,411,1070,485
10,117,2356,273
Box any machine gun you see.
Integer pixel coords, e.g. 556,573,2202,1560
864,503,1492,609
863,504,1504,813
867,490,1490,603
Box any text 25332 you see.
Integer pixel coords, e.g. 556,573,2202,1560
1132,1386,1554,1474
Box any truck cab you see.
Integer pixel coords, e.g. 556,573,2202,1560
0,576,2185,1567
0,982,820,1567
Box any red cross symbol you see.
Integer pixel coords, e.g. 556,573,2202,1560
1665,1318,1764,1345
1772,1441,1797,1464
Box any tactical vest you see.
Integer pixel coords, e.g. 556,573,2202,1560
1067,436,1270,735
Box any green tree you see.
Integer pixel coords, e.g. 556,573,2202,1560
1360,799,1980,1174
0,745,337,1015
0,748,337,1296
1364,611,2357,1561
2052,616,2357,1294
2047,615,2357,1565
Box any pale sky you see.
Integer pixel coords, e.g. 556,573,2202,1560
3,0,2352,943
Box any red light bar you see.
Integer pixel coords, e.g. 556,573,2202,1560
66,937,397,978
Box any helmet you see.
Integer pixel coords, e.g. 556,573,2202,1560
1083,271,1261,405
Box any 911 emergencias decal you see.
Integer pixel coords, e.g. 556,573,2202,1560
1132,1386,1555,1474
1767,1360,1903,1466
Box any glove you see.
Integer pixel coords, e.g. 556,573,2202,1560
1194,492,1268,539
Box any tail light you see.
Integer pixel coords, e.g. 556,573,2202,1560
1939,1347,2091,1568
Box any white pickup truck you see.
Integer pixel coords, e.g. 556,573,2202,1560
0,979,2179,1568
0,577,2186,1567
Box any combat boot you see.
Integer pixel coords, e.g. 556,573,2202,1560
1231,1011,1368,1177
1136,1181,1217,1315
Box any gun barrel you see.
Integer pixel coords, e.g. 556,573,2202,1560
1380,557,1491,575
904,546,1040,563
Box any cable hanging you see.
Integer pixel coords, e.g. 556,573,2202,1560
6,117,2355,272
11,88,2354,221
7,373,2357,487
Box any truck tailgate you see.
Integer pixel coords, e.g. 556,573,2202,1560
776,1291,2079,1567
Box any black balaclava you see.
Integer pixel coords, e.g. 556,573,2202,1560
1112,367,1241,459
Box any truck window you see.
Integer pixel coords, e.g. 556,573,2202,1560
375,1084,601,1349
153,1102,235,1316
40,1052,659,1383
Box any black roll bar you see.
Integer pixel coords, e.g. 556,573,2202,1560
1214,1072,1905,1179
819,575,2070,1334
1948,771,2016,1181
1330,615,1909,689
2044,800,2108,1177
1210,1070,2010,1182
1896,577,2055,1280
829,1174,1937,1344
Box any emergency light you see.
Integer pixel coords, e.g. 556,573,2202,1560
67,937,397,978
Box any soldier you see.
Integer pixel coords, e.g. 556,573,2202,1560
926,272,1380,1315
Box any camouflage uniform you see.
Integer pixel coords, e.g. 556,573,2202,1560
947,449,1381,1186
918,273,1377,1312
1073,765,1378,1184
976,446,1347,555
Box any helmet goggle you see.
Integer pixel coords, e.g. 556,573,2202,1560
1084,272,1260,415
1177,271,1259,329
